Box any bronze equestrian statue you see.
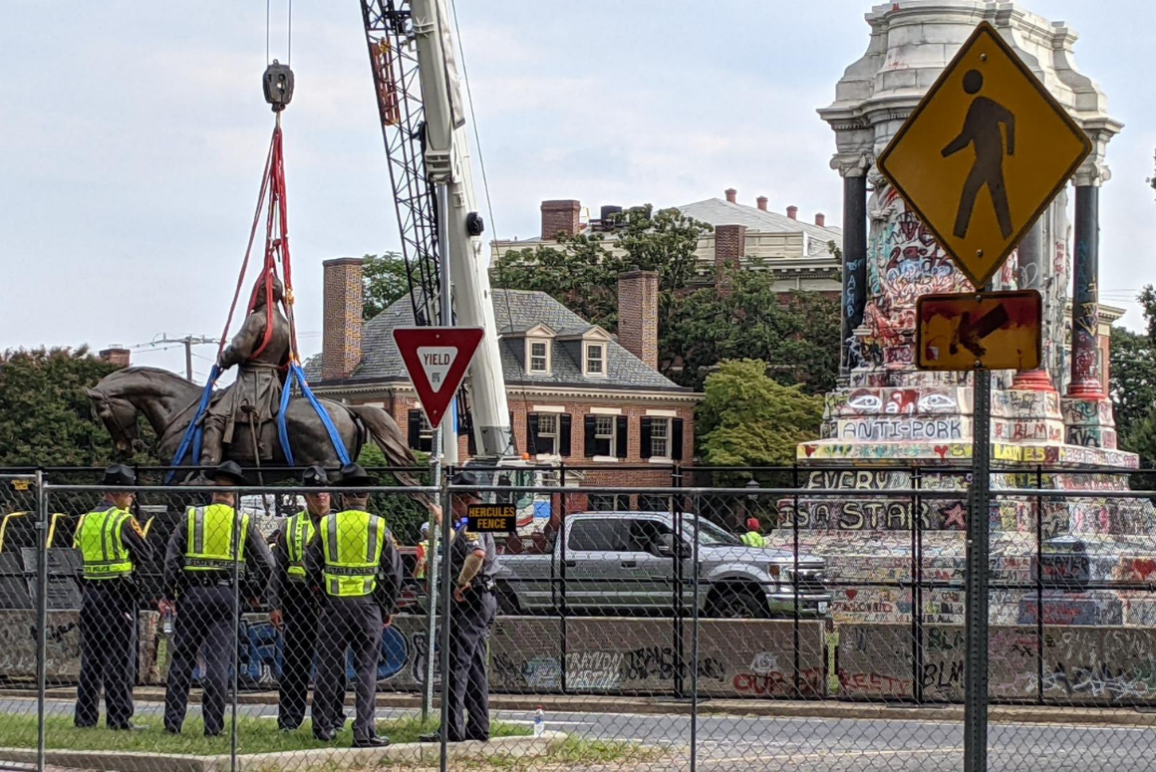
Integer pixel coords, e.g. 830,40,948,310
85,366,423,487
201,275,292,467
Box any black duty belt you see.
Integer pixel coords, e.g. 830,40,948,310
186,575,237,587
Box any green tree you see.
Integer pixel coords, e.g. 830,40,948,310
493,206,710,370
1109,325,1156,446
666,266,841,393
0,346,153,467
697,359,824,468
361,252,411,320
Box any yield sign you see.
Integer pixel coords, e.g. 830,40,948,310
876,21,1092,289
916,290,1042,371
392,327,484,429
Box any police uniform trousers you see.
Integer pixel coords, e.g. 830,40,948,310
312,599,382,742
276,588,320,731
446,591,497,742
74,581,138,729
163,584,237,735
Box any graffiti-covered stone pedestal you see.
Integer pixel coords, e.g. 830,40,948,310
800,1,1141,629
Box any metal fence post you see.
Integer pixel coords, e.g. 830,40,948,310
690,491,700,772
965,368,992,772
792,462,801,698
558,463,568,695
422,428,444,721
1035,464,1044,706
35,469,47,772
231,490,242,772
912,465,924,704
438,476,453,772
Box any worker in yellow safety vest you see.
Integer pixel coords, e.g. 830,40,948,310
741,517,767,548
268,465,342,732
306,463,403,748
414,522,431,580
73,464,153,731
160,461,273,737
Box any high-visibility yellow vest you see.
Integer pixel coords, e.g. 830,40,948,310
184,504,249,574
741,531,766,548
318,510,385,597
286,511,316,582
73,506,134,580
415,539,430,579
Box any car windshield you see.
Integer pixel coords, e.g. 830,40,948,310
679,514,740,546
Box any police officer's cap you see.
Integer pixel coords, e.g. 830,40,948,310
337,463,377,487
302,465,329,487
101,464,137,488
450,470,484,498
207,460,248,486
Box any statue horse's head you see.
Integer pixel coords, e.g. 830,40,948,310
85,385,145,456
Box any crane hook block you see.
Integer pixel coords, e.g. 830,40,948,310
263,60,295,112
466,212,485,237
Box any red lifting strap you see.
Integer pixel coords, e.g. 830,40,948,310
218,124,299,371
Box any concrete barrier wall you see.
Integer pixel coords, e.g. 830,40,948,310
9,609,1156,707
837,623,1156,705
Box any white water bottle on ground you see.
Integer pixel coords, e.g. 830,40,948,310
533,707,544,737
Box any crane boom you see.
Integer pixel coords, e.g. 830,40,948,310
359,0,514,459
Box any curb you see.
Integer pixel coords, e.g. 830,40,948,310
0,731,567,772
10,687,1156,729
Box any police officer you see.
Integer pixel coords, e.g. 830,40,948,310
741,517,767,547
73,464,153,730
306,463,403,747
420,470,498,744
161,461,273,736
268,465,332,732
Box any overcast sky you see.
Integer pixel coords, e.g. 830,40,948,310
3,1,1153,382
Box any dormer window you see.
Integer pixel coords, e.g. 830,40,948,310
529,340,549,373
518,324,556,375
585,343,606,376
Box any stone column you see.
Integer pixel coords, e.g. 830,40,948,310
1062,124,1120,449
1010,218,1055,391
837,154,869,380
1068,184,1102,398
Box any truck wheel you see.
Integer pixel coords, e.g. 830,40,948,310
709,590,767,619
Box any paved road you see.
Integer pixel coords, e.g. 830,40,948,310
8,698,1156,770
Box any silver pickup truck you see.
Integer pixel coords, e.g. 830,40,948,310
494,511,829,619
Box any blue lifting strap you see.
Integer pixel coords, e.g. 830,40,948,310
277,362,351,467
167,364,221,483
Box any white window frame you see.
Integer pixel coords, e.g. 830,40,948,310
535,412,559,456
592,414,616,458
584,342,607,376
526,338,551,374
649,417,671,460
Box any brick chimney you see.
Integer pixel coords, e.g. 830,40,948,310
725,188,737,204
540,200,581,240
714,224,747,292
99,347,130,368
814,212,826,227
322,257,365,382
617,267,659,370
787,205,798,220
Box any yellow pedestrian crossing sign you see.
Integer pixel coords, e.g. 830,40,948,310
876,21,1092,290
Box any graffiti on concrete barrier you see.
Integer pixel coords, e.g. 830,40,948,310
566,651,623,690
733,667,824,697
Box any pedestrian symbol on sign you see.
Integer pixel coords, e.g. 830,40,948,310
942,69,1016,240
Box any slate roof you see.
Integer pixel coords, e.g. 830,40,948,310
306,289,690,394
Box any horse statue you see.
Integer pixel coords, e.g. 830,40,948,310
86,366,425,487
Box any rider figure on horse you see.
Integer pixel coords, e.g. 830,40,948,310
200,273,292,467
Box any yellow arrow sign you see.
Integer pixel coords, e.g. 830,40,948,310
877,21,1092,289
917,290,1042,371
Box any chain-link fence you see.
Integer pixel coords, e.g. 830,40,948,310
1,465,1156,770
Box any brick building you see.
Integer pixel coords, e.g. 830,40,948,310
494,189,845,297
308,258,701,512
